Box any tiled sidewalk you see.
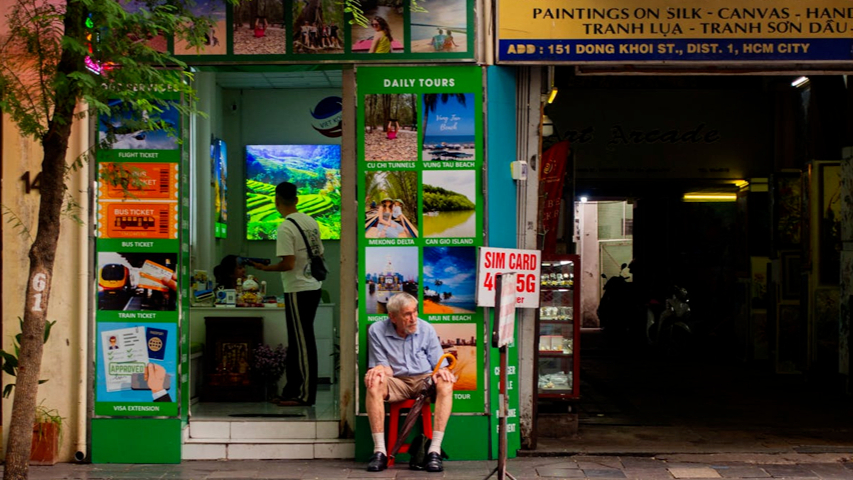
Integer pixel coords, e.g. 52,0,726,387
13,453,853,480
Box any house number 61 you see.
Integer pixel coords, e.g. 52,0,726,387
31,273,46,312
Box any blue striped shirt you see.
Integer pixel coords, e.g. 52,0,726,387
367,318,446,376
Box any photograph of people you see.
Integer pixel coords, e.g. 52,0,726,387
421,93,476,161
352,3,404,53
293,0,344,54
233,0,286,55
173,0,227,55
411,0,467,53
364,171,419,239
422,246,477,314
364,247,419,314
422,170,477,238
363,94,418,161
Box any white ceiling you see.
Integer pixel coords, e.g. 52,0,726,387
215,70,342,89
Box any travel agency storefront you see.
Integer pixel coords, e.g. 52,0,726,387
76,0,530,464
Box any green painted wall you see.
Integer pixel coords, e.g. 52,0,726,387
92,419,182,463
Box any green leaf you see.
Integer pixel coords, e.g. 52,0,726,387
2,384,15,398
44,320,56,343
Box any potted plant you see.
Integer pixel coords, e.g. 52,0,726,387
30,402,63,465
252,343,287,401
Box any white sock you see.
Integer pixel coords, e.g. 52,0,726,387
372,432,386,455
428,431,444,454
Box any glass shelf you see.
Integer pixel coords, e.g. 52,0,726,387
536,254,580,400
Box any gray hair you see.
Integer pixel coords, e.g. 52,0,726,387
386,292,417,315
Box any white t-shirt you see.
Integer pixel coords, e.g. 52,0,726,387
276,212,324,293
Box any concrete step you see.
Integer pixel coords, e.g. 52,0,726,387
189,419,340,440
184,419,353,460
182,438,355,460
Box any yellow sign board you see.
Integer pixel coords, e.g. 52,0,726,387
498,0,853,62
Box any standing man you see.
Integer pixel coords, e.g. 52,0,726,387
252,182,324,406
364,292,456,472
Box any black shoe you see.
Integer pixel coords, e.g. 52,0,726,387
424,452,443,472
367,452,388,472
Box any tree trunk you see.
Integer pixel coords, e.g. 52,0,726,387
3,3,83,479
409,94,416,130
382,94,392,131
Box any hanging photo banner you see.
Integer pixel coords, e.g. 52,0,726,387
356,66,485,414
498,0,853,63
167,0,475,63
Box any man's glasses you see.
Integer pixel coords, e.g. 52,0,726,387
371,22,379,26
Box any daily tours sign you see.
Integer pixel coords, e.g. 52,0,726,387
476,247,541,308
497,0,853,63
356,66,486,415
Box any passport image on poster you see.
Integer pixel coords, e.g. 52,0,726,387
146,327,168,360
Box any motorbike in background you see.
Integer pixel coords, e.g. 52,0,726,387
645,285,692,354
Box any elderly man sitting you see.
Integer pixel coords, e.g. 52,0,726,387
363,292,456,472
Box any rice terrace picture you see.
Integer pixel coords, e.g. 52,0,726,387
245,145,341,240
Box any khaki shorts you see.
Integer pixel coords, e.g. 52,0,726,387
385,373,432,403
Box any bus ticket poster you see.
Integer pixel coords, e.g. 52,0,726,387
96,323,178,417
98,162,179,201
498,0,853,63
98,202,179,239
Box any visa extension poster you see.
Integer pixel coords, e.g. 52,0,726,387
95,323,178,417
356,66,485,413
95,94,183,417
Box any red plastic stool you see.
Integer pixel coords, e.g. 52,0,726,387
387,399,432,466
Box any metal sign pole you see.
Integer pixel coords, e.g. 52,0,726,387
485,274,517,480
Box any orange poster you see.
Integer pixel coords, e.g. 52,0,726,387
99,163,179,201
98,202,178,239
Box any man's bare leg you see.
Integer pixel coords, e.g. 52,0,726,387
365,376,387,451
429,376,454,454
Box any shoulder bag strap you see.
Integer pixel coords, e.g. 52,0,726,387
287,217,316,259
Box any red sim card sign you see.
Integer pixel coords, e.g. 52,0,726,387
486,273,518,480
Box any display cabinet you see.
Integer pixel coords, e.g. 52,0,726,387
535,254,580,400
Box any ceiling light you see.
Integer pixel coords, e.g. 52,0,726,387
791,76,810,88
547,87,558,104
682,193,737,202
